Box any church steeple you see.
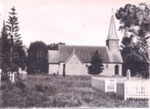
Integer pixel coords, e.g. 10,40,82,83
106,13,119,52
107,15,118,40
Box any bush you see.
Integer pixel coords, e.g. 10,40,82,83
15,80,26,91
35,84,45,92
1,81,14,90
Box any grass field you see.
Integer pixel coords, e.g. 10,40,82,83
0,75,148,108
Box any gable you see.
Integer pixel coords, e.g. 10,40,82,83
66,54,82,65
65,51,83,64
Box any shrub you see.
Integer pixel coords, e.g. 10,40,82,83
15,80,26,91
35,84,45,92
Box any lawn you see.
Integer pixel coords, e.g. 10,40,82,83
0,74,148,108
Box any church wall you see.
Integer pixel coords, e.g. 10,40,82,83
82,63,90,75
118,64,122,75
101,63,122,76
65,54,87,75
49,62,122,76
59,62,64,75
48,64,59,75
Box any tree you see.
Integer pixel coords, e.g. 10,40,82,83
47,42,65,50
116,3,150,78
27,41,48,74
121,36,149,77
6,7,26,72
88,50,104,75
1,21,11,70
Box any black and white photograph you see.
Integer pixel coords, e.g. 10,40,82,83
0,0,150,108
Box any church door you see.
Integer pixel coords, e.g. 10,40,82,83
63,64,65,77
115,65,119,75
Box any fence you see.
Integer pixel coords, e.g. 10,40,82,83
9,72,17,83
1,70,27,83
91,77,105,92
91,77,150,101
91,77,126,92
117,80,150,100
19,70,27,80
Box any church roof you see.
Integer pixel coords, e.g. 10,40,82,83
48,50,59,63
107,15,119,40
59,45,111,63
48,45,123,63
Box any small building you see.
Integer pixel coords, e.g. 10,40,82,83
48,15,123,76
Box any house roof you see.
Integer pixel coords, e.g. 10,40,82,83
59,45,111,63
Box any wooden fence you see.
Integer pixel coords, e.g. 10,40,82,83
9,72,17,83
117,80,150,100
91,77,150,101
0,69,27,84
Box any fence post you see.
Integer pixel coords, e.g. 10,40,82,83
9,72,12,82
12,72,15,83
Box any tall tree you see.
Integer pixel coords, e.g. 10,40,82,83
88,50,104,75
27,41,48,74
6,7,26,72
116,3,150,78
1,21,11,71
121,36,149,77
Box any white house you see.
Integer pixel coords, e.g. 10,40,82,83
48,15,123,76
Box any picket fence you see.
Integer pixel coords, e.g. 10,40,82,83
91,77,150,100
117,80,150,100
9,72,17,83
0,69,27,84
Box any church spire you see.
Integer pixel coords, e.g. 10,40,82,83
106,12,119,52
107,12,118,40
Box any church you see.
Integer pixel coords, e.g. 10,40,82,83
48,15,123,76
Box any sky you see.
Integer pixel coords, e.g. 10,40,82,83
0,0,149,47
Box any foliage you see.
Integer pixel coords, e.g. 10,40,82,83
88,50,104,75
5,7,26,72
47,42,65,50
27,41,48,74
1,75,147,108
0,21,11,73
116,3,150,78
